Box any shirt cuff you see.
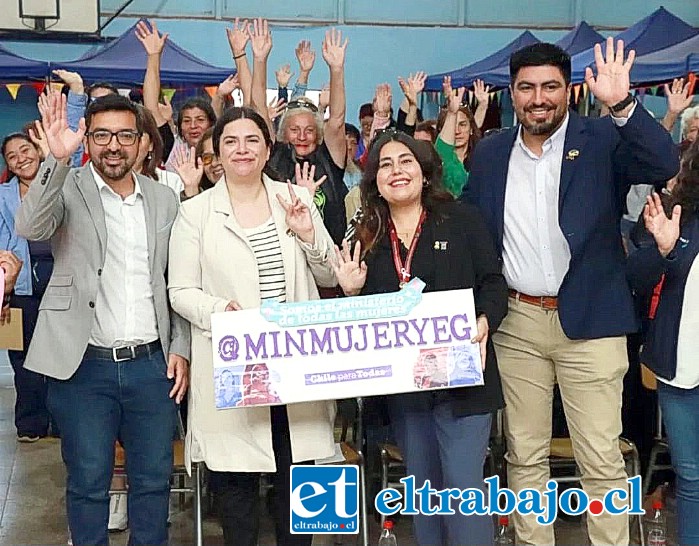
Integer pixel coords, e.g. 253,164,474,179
67,90,87,107
610,101,637,127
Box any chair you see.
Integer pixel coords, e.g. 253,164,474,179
549,436,645,546
111,416,205,546
640,364,672,496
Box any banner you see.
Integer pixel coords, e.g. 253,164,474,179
5,84,21,100
211,279,484,409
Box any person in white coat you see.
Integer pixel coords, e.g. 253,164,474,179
168,106,337,546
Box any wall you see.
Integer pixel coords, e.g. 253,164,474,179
0,1,693,146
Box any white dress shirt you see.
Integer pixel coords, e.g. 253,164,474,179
659,254,699,389
88,165,159,348
502,114,571,296
502,105,637,296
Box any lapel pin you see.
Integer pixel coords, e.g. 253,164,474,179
434,241,448,251
565,149,580,161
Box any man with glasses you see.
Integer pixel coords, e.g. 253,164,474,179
15,92,190,546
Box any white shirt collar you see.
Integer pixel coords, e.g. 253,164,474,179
90,163,142,202
515,111,570,159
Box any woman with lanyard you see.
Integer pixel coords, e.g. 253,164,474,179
0,126,55,442
333,131,508,546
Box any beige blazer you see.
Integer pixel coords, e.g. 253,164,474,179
168,175,338,472
14,156,190,380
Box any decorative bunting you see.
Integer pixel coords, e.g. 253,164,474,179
161,88,176,102
204,86,218,99
49,82,64,93
650,86,659,96
5,83,21,100
573,85,581,104
31,82,46,95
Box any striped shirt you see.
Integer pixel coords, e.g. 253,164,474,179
244,219,286,303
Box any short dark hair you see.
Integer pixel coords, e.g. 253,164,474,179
2,132,38,180
85,94,144,134
87,81,119,99
344,123,360,141
358,103,374,119
510,43,571,85
414,121,437,143
177,98,216,136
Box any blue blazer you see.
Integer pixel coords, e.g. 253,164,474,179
627,214,699,381
465,107,679,340
0,177,32,295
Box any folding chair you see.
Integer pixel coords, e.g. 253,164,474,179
640,364,672,496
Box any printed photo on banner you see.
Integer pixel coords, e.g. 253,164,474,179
211,278,484,408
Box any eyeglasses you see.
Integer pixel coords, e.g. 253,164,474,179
286,99,319,113
200,152,216,166
86,130,140,146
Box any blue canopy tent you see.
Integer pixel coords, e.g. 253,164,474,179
476,22,607,88
630,34,699,85
51,20,234,86
0,44,49,81
571,7,698,84
424,31,540,91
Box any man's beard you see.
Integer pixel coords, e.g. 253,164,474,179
93,151,134,181
519,104,567,137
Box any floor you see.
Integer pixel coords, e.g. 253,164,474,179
0,351,676,545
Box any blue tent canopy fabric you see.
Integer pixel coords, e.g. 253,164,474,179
424,31,540,91
555,21,605,57
50,20,234,86
0,44,49,81
571,7,698,83
631,34,699,84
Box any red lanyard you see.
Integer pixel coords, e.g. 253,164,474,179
388,209,427,288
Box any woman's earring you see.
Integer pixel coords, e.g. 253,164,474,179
423,177,430,187
146,151,153,161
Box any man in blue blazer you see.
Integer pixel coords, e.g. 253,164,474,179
466,39,679,545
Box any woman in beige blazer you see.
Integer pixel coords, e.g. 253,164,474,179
168,106,338,546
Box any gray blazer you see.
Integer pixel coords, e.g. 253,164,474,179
15,155,190,380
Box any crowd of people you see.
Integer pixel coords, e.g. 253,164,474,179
0,16,698,546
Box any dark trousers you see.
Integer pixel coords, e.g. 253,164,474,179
387,393,494,546
217,405,312,546
8,293,49,437
47,347,177,546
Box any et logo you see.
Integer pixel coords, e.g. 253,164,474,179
290,465,359,534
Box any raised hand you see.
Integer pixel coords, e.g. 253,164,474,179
275,64,294,88
643,192,681,257
322,28,347,70
276,182,315,244
249,18,272,60
664,77,693,115
173,146,203,196
332,240,367,296
293,162,327,196
28,120,50,160
157,95,174,124
473,78,490,106
584,37,635,108
295,40,316,74
217,74,240,98
135,19,168,56
268,96,287,122
37,90,86,163
226,18,250,56
374,83,392,116
446,85,466,113
398,71,426,107
51,69,84,94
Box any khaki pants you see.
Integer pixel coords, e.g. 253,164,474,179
493,296,630,546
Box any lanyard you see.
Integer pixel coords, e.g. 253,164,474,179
388,209,427,288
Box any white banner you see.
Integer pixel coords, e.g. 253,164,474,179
211,279,483,409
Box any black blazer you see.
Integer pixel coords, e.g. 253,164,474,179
362,200,508,416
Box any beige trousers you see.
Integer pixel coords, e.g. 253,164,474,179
493,296,630,546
